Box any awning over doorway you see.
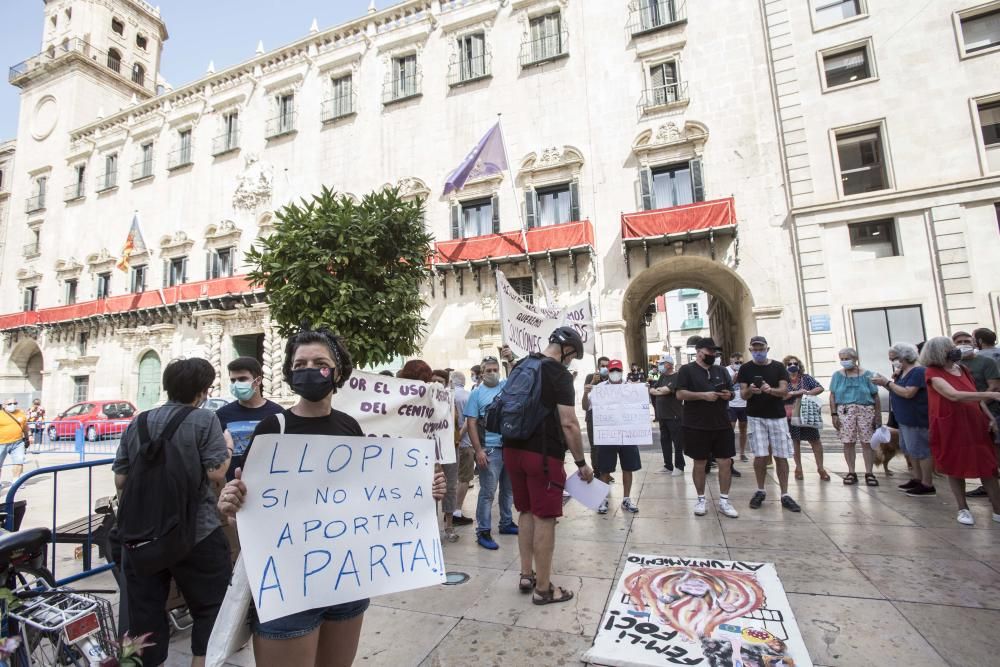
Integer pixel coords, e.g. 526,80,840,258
621,197,736,240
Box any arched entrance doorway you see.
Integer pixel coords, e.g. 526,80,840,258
5,339,44,399
622,256,755,365
137,351,161,410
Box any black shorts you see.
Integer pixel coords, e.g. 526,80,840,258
596,445,642,473
727,406,748,423
682,427,736,461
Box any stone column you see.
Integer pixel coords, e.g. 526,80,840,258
200,319,225,396
263,319,289,399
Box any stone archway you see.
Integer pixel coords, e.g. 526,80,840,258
5,338,44,397
622,255,755,364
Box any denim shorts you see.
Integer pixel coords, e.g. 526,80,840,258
0,440,26,467
252,598,370,640
898,425,931,460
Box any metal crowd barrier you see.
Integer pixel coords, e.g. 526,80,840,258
3,458,116,585
20,419,131,460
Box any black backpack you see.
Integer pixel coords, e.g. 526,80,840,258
117,406,198,575
484,354,551,440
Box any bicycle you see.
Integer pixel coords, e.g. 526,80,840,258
0,526,117,666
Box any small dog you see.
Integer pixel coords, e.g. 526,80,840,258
872,427,901,476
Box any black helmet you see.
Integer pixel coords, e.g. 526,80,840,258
549,326,584,360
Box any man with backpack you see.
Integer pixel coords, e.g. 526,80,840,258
497,327,594,606
113,358,232,667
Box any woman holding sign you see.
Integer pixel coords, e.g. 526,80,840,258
218,327,446,667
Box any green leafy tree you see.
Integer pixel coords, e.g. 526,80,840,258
246,187,433,368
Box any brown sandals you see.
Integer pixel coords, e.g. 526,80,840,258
532,584,574,605
518,572,536,593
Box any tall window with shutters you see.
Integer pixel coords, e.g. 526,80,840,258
207,247,235,279
458,33,487,82
452,195,500,239
639,159,704,211
529,13,563,63
165,257,188,287
525,181,580,228
393,55,419,99
650,61,679,105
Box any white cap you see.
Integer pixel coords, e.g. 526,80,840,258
659,355,675,365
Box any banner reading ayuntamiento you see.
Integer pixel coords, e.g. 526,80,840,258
239,435,445,623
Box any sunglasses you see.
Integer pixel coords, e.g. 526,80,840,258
481,356,499,364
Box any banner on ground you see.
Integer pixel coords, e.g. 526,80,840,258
584,553,813,667
336,371,456,464
239,435,445,624
590,383,653,446
496,270,595,357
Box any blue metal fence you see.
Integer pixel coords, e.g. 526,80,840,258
22,419,130,460
3,458,116,585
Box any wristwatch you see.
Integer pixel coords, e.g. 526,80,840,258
575,459,587,468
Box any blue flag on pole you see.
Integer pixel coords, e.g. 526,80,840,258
442,122,508,195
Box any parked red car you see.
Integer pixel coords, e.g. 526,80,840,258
47,400,137,442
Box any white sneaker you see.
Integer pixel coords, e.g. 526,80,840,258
718,499,739,519
671,468,684,477
992,512,1000,524
657,466,672,474
957,509,975,526
693,498,707,516
622,498,640,513
598,499,609,515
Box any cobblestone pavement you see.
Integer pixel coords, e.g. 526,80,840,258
8,440,999,666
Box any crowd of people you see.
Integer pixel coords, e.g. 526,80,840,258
2,321,998,666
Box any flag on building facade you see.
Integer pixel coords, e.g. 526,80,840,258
116,212,146,272
442,122,508,195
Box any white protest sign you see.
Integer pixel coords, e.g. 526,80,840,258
239,435,445,624
584,553,813,667
336,371,456,464
590,382,653,446
496,271,595,357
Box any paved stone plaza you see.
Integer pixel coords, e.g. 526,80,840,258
7,444,999,667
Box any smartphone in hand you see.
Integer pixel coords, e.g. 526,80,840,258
753,376,764,388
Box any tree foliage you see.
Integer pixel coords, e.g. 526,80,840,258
246,186,433,368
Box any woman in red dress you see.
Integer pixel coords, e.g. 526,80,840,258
920,337,1000,526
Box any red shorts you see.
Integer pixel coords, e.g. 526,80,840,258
502,447,567,519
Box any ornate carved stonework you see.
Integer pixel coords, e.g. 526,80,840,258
86,248,118,274
204,220,243,248
200,318,226,395
263,320,290,399
16,268,43,286
633,120,709,152
396,177,430,200
232,154,275,212
54,258,84,281
230,304,268,336
518,145,585,175
159,231,194,258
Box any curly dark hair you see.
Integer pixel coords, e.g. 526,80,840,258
398,360,433,382
281,327,354,388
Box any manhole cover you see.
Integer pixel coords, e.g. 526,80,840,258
444,571,470,585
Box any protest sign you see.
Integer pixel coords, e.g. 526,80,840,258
584,553,813,667
336,371,456,464
590,383,653,446
238,435,446,624
496,271,595,357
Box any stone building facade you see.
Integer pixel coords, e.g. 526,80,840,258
0,0,998,411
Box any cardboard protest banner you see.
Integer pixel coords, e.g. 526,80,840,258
336,371,456,464
590,383,653,446
496,271,595,357
239,435,446,624
584,553,813,667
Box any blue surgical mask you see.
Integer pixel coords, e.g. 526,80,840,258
231,381,255,401
751,351,768,364
657,363,666,373
840,360,855,369
599,367,609,377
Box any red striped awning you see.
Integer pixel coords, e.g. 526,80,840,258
621,198,735,239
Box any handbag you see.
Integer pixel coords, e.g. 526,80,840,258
791,395,823,429
205,554,252,667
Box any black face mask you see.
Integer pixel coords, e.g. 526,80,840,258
290,368,337,402
946,348,963,363
701,353,717,366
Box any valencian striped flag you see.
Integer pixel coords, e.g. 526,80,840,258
442,122,508,195
116,211,146,272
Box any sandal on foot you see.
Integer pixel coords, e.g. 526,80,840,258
518,572,536,593
819,469,831,482
865,473,879,487
794,469,804,480
532,584,575,605
843,473,859,485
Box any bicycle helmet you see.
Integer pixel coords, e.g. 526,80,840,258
549,326,584,361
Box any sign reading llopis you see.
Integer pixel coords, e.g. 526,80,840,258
585,553,813,667
495,270,595,357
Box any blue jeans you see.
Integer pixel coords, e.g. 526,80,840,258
476,447,514,533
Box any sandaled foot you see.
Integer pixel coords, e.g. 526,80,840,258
818,469,831,482
843,472,858,485
533,584,575,605
865,473,879,487
518,572,536,593
794,468,804,480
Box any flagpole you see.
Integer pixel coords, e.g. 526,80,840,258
496,114,529,256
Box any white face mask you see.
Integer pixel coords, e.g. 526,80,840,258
3,404,16,413
958,345,975,358
609,371,623,383
481,372,499,387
